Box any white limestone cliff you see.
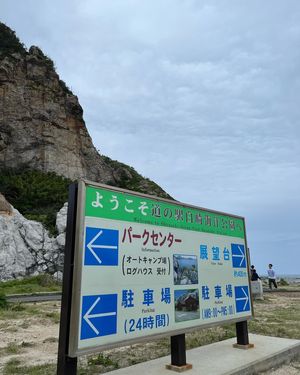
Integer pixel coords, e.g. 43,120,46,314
0,198,67,281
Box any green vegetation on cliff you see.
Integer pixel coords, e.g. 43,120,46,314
0,22,72,95
0,168,71,235
0,22,26,56
0,164,170,235
102,156,172,199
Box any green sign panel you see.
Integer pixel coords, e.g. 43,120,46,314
85,186,245,238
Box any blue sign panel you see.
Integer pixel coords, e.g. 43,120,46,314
234,286,250,313
84,227,119,266
81,294,118,340
231,244,246,268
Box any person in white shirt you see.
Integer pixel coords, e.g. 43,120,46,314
267,264,278,289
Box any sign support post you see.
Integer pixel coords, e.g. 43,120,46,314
236,320,249,345
233,320,254,349
233,246,254,350
57,183,78,375
171,334,186,366
166,334,192,371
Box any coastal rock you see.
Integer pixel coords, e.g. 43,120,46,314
56,203,68,234
0,201,66,280
56,233,65,248
53,271,63,282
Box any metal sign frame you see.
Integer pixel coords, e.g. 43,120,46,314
67,179,253,358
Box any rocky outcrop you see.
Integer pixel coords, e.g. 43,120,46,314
0,23,172,281
0,44,113,183
0,200,67,280
0,22,170,199
0,192,12,215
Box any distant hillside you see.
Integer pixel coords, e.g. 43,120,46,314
0,22,171,201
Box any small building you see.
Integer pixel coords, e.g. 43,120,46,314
176,291,199,311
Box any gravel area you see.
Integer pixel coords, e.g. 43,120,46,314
260,359,300,374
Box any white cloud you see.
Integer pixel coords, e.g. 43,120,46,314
1,0,300,273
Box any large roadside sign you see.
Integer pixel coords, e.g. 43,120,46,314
68,180,252,357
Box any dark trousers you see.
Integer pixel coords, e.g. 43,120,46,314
269,278,277,289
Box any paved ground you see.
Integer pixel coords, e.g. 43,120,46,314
6,292,61,303
105,334,300,375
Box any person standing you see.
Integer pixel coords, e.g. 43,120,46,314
267,264,278,289
251,268,261,281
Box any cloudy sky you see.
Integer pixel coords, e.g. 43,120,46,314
1,0,299,275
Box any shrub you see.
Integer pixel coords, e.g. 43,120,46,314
0,168,71,235
279,278,289,286
0,22,26,56
0,293,8,309
102,155,172,199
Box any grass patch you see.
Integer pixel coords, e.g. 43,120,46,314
0,342,24,357
249,296,300,339
88,353,119,368
0,274,61,295
78,353,120,374
186,325,236,349
0,293,8,308
44,311,60,324
3,359,56,375
0,301,60,322
0,304,37,320
21,341,35,348
5,342,22,354
0,342,23,356
43,337,58,343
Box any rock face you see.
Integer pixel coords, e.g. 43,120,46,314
0,23,169,198
0,200,67,280
0,192,12,215
0,23,171,280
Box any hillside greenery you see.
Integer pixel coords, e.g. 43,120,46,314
0,22,26,56
102,155,171,199
0,163,169,236
0,168,71,235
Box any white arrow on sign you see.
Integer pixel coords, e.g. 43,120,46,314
83,297,117,335
236,287,249,311
87,230,118,264
232,245,245,266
